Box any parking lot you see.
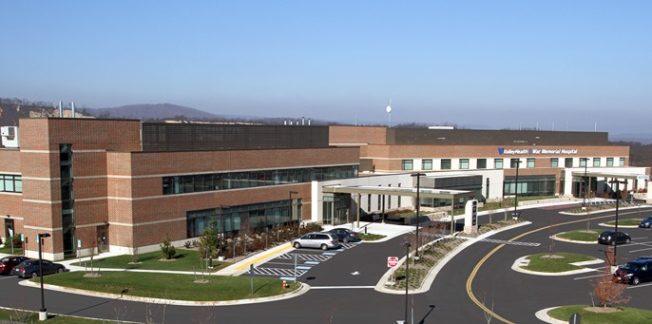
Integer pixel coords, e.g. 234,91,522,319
250,242,362,280
569,225,652,290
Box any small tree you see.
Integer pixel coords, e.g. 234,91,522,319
160,236,176,260
592,248,630,307
198,221,219,268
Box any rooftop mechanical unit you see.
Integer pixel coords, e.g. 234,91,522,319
0,126,19,148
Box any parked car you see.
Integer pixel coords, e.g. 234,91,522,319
597,230,631,245
614,259,652,285
0,256,29,275
639,216,652,228
292,232,341,250
326,228,361,243
10,259,66,278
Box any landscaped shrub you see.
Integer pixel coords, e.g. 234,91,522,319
303,222,323,233
12,234,22,248
160,236,176,260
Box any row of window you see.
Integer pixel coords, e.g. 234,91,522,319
0,175,22,193
187,199,301,237
164,165,358,195
401,157,626,171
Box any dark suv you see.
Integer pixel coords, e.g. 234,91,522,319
614,259,652,285
598,230,631,245
639,216,652,229
326,228,361,243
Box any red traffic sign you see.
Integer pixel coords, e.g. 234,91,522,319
387,256,399,268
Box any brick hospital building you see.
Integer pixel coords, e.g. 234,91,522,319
0,118,647,260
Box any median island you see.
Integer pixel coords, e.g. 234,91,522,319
37,272,299,302
548,305,652,323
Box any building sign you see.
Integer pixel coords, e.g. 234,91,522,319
498,147,578,155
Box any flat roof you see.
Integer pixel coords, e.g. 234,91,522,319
322,185,472,199
572,171,649,180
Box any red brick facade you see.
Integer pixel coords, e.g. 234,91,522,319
0,118,358,260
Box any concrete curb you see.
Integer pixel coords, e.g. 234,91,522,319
549,232,598,245
511,256,603,276
375,221,532,295
66,265,225,275
19,278,310,306
535,307,567,324
597,223,639,228
559,205,650,216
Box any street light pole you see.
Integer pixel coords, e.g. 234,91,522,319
582,158,588,208
513,159,520,219
38,233,51,321
289,190,299,235
411,173,426,258
612,179,621,265
404,242,411,324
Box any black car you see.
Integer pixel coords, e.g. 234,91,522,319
0,256,29,275
639,216,652,229
10,259,66,278
326,228,361,243
614,259,652,285
597,230,631,245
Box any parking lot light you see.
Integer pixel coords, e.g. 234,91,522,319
37,232,51,321
404,242,411,324
411,173,426,258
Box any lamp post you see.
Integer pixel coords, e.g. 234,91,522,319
37,233,51,321
582,158,588,208
610,179,621,264
404,242,411,324
289,191,299,235
513,159,521,219
411,173,426,258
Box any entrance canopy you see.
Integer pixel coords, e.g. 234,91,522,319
322,184,472,200
571,171,649,181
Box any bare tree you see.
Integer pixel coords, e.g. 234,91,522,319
592,248,630,308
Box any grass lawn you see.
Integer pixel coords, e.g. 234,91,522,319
39,272,298,301
557,230,599,242
0,245,23,255
524,252,596,273
358,233,386,241
0,307,119,323
604,218,640,226
549,305,652,324
71,248,229,272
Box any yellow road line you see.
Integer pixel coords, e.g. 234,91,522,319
466,210,645,323
234,243,294,272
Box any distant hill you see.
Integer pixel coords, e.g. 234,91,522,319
611,133,652,145
87,103,218,120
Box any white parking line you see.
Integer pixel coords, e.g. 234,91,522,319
627,282,652,289
629,247,652,253
573,273,605,280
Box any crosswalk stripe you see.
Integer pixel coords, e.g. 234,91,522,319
253,267,307,278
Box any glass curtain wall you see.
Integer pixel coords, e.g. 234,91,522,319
186,199,302,238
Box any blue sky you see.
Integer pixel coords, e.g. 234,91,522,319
1,1,650,133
